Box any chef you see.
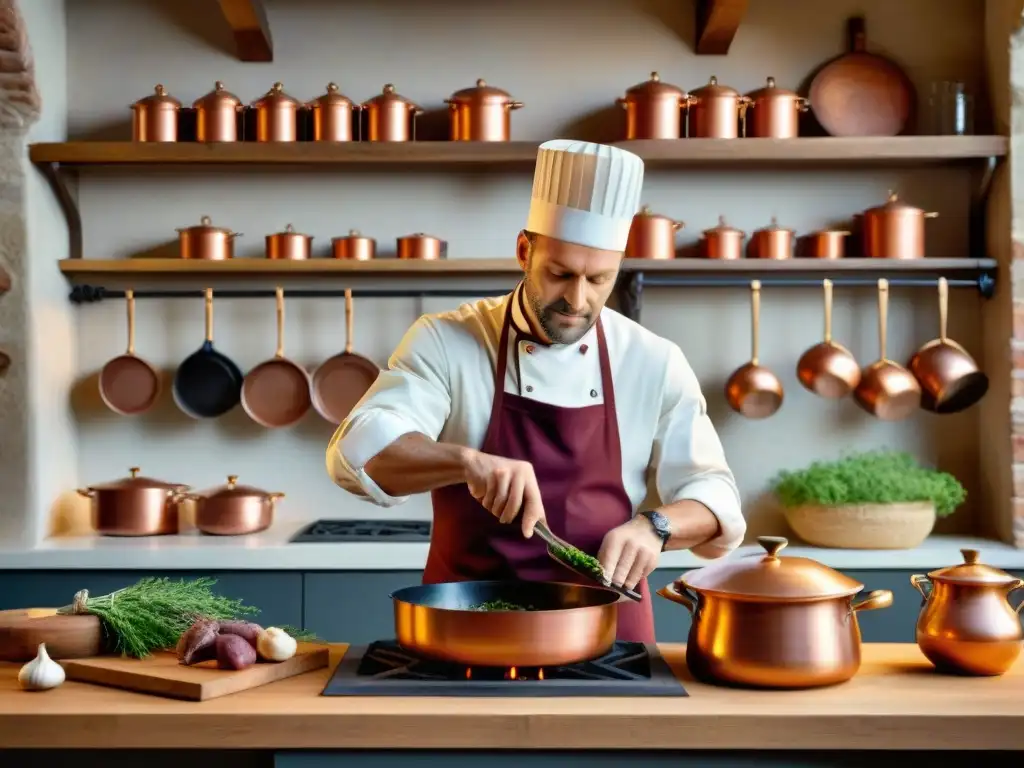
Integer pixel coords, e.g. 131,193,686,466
326,139,744,643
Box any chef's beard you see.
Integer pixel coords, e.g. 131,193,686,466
522,270,595,345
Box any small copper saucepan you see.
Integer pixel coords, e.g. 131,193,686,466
131,84,181,142
397,233,446,260
749,217,795,260
625,205,684,260
853,279,921,420
861,192,939,260
744,77,809,139
725,280,784,419
617,72,692,140
796,279,861,399
265,224,313,261
802,229,850,259
332,230,376,261
193,81,242,143
700,216,745,260
177,216,241,261
445,79,523,142
907,277,989,414
188,475,284,536
251,82,302,143
363,84,422,142
687,76,751,139
308,82,360,142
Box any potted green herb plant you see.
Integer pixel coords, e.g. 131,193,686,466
769,451,966,549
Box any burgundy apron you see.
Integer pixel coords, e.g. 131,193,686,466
425,293,656,643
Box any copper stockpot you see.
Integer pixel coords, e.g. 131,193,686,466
700,216,745,260
131,84,181,142
187,475,283,536
193,81,242,142
445,79,523,142
861,192,938,259
749,217,795,260
796,279,861,398
251,82,301,143
309,82,359,142
77,467,189,537
266,224,313,260
725,280,783,419
745,77,809,139
397,233,446,260
363,84,422,142
803,229,850,259
853,279,921,420
912,549,1024,677
332,230,376,261
617,72,692,140
658,536,894,689
625,205,684,260
177,216,241,261
687,76,751,139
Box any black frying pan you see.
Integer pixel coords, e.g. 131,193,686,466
172,288,244,419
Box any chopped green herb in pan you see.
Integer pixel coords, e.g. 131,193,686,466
469,600,536,612
550,542,605,580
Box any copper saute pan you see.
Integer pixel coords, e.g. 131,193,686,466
391,580,620,667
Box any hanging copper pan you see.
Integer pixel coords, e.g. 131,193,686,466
795,279,861,399
98,290,161,416
725,280,783,419
853,279,921,420
310,289,380,424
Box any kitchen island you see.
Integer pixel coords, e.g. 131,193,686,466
0,643,1021,766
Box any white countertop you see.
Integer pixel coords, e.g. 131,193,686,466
0,523,1021,571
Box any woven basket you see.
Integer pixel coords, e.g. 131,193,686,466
783,501,936,549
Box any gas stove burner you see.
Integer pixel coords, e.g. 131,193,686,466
321,640,688,697
290,519,431,543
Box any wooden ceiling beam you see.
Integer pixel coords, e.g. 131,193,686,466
215,0,273,62
695,0,748,55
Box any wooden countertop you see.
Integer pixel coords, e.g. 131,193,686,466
0,643,1020,751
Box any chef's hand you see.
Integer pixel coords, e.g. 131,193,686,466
463,449,545,538
597,517,663,591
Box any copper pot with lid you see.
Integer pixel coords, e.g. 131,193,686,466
802,229,850,259
624,205,684,260
749,216,795,260
187,475,283,536
77,467,189,537
332,230,376,261
861,191,939,259
397,233,446,260
193,81,242,142
266,224,313,260
658,535,893,689
177,216,242,261
911,549,1024,677
687,76,751,139
700,216,745,260
309,82,359,142
745,77,809,138
445,79,523,142
131,84,181,142
363,84,423,142
251,82,301,142
617,71,692,140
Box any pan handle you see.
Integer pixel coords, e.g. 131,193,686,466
749,280,762,366
344,288,355,355
876,278,888,361
204,288,214,344
125,289,136,356
847,16,866,53
275,286,286,359
656,581,698,618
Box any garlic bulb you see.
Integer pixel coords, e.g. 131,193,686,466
256,627,297,662
18,643,65,691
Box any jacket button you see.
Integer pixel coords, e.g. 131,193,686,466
580,344,589,355
526,385,534,393
590,389,598,398
525,344,535,354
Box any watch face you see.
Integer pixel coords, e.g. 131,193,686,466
645,511,671,538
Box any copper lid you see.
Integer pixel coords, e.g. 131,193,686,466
364,83,418,108
192,81,241,109
746,76,799,100
271,223,312,239
252,82,300,108
634,204,674,223
755,216,795,234
133,84,181,110
399,232,443,242
333,229,375,241
926,549,1018,586
85,467,187,492
309,82,356,108
690,75,739,98
198,475,279,500
448,78,514,104
702,215,744,236
865,191,924,215
177,215,234,236
624,71,686,99
681,536,864,600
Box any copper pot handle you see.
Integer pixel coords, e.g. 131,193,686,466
615,97,627,109
924,212,939,219
672,220,686,231
506,101,524,111
909,574,931,603
76,488,96,498
850,589,893,614
268,492,285,501
797,96,810,112
656,581,699,619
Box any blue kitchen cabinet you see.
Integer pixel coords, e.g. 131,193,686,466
303,572,414,643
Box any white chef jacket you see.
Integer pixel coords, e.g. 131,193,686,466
326,284,746,556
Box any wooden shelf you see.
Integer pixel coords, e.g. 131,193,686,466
29,136,1007,169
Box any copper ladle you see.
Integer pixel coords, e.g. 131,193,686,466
725,280,783,419
853,278,921,420
796,279,861,398
907,277,989,414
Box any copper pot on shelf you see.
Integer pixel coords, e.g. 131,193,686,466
658,536,893,689
177,216,241,260
332,230,376,261
911,549,1024,677
617,72,692,140
193,81,242,143
363,84,422,142
265,224,313,260
861,191,938,260
744,77,809,138
624,205,684,260
308,82,359,142
445,79,523,142
687,76,751,139
700,216,745,260
397,233,446,260
749,217,795,260
131,84,181,142
251,82,301,143
187,475,283,536
77,467,189,537
802,229,850,259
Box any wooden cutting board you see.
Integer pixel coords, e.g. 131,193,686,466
62,642,330,701
0,608,104,662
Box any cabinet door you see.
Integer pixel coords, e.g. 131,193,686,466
303,572,417,643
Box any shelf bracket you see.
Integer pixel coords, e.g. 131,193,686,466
969,155,998,262
617,271,645,323
695,0,748,55
216,0,273,62
37,161,82,261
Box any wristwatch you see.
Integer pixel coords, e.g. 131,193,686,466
639,510,672,550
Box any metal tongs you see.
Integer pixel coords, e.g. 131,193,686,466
534,521,642,602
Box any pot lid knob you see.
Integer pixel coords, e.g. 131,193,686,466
284,224,294,233
200,215,212,226
709,75,719,85
227,475,238,487
717,214,727,226
961,548,980,565
155,84,167,96
766,76,776,88
129,467,140,478
476,78,487,87
349,229,360,236
214,81,225,91
383,84,395,94
887,190,899,202
758,535,788,558
326,82,338,93
272,82,284,92
650,71,660,81
639,205,652,215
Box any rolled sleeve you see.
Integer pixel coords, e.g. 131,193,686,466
325,316,452,506
653,344,745,556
